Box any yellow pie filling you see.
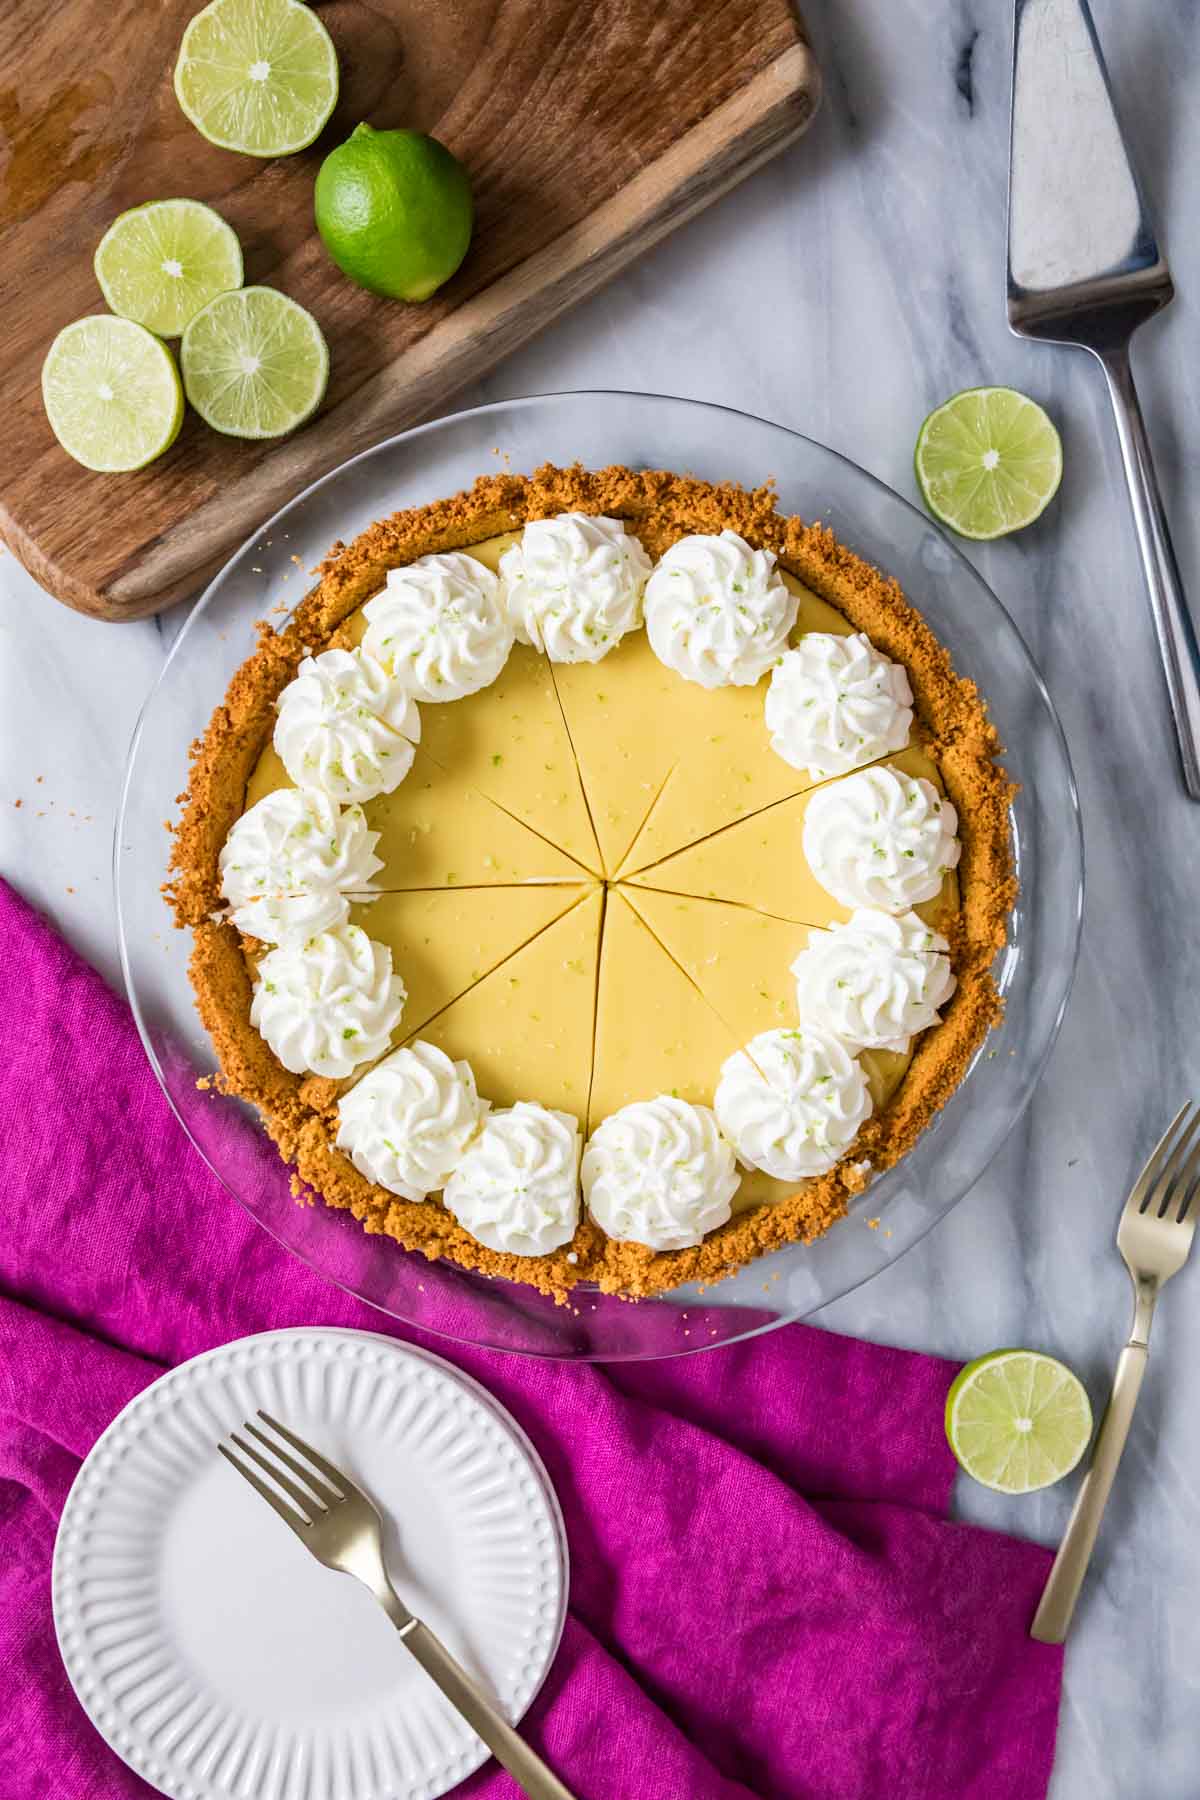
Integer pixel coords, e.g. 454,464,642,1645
240,535,941,1209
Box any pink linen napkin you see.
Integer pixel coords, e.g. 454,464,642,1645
0,878,1063,1800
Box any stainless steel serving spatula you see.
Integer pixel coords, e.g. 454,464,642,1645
1009,0,1200,799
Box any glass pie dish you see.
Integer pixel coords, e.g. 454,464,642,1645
115,391,1083,1360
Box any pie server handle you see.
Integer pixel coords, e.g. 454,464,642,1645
1101,343,1200,802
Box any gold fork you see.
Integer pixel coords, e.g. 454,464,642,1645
220,1411,576,1800
1031,1102,1200,1643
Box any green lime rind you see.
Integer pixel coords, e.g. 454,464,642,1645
94,198,244,338
314,123,473,301
42,315,184,472
180,285,328,439
915,385,1063,540
945,1348,1093,1495
174,0,339,158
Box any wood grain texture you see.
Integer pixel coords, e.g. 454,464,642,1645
0,0,819,619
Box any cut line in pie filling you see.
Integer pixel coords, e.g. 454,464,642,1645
173,472,1013,1302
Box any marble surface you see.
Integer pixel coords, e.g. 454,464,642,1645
3,3,1198,1793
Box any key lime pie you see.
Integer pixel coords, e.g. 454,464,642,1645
168,466,1014,1300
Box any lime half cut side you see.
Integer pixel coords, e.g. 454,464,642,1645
915,386,1063,540
42,316,184,472
94,199,244,338
181,285,328,438
174,0,339,158
946,1349,1092,1494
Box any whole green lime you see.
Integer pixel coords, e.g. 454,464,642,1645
314,124,473,302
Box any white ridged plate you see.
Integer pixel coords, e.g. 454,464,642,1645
53,1328,567,1800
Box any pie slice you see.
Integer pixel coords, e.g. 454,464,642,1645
623,887,912,1113
342,534,602,876
623,886,808,1041
626,744,957,932
549,630,702,876
353,883,590,1040
420,642,603,875
588,889,744,1137
615,579,862,877
553,576,848,877
244,741,589,888
413,888,603,1123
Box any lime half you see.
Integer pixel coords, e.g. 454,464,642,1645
94,199,243,338
946,1349,1092,1494
42,316,184,472
915,387,1063,539
181,286,328,438
174,0,339,158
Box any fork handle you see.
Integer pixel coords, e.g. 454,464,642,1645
1101,343,1200,802
1030,1341,1147,1642
398,1618,578,1800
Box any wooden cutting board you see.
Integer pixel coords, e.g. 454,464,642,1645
0,0,818,621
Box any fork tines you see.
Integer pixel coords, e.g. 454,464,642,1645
218,1410,347,1533
1133,1102,1200,1221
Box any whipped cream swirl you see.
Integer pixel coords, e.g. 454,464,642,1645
444,1102,580,1256
362,553,514,702
335,1040,487,1200
766,632,913,778
274,646,421,804
802,763,960,912
250,923,406,1079
218,788,381,943
582,1096,739,1250
792,909,956,1053
714,1027,873,1181
644,530,798,687
500,513,651,662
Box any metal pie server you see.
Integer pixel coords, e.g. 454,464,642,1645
1008,0,1200,799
